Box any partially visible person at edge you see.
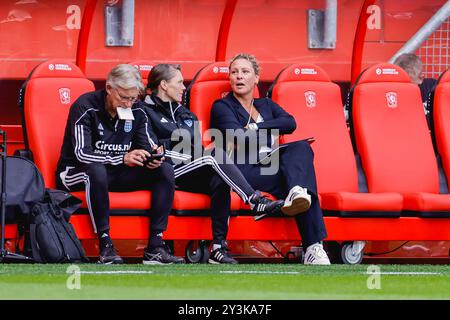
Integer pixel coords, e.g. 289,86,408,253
393,53,438,116
210,53,330,265
142,63,284,264
56,64,185,264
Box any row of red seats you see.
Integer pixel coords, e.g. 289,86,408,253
350,64,450,217
184,61,450,218
11,59,450,246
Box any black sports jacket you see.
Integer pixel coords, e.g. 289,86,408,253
57,89,158,172
143,94,201,162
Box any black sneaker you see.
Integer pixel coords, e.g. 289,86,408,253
208,242,238,264
249,191,284,221
143,245,186,265
98,243,124,264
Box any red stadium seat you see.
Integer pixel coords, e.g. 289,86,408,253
129,60,155,88
269,63,403,217
21,60,95,188
19,60,152,238
186,62,260,146
21,60,233,223
129,60,194,95
129,60,241,212
432,69,450,187
185,62,259,211
182,62,450,243
16,60,450,246
351,63,450,217
186,62,235,146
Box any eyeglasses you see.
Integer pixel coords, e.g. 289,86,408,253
114,88,139,104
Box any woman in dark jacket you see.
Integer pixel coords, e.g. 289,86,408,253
142,63,283,264
210,53,330,265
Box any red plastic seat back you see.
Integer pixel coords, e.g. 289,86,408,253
186,62,259,145
23,60,95,187
433,69,450,187
270,64,358,193
129,60,155,88
130,61,191,95
352,63,438,193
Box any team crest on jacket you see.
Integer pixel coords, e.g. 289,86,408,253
124,120,132,132
184,119,193,127
59,88,71,104
385,92,398,108
304,91,316,108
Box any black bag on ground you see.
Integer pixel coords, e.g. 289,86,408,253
0,156,45,223
29,189,88,263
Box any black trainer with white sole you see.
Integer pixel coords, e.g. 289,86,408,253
208,245,238,264
98,243,124,265
250,191,284,221
143,245,186,265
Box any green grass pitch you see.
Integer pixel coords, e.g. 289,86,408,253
0,264,449,300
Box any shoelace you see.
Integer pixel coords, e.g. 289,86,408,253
102,244,117,254
217,246,231,256
289,188,305,201
313,246,327,258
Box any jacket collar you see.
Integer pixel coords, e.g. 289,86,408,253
97,89,119,122
145,94,172,118
144,94,156,105
98,89,108,113
226,93,267,123
147,94,182,109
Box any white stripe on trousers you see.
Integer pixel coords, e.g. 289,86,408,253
174,155,249,203
63,171,98,233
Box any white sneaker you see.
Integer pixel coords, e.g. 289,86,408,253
304,243,331,265
281,186,311,216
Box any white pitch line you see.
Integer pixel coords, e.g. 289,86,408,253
368,272,443,275
79,271,154,274
220,271,300,275
220,271,443,276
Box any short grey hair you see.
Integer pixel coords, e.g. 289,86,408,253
106,64,145,94
393,53,422,77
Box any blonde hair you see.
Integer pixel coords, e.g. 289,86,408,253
229,53,260,76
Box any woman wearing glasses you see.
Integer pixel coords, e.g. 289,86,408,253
56,64,185,265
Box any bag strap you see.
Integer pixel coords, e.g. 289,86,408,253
59,218,87,261
29,223,43,263
48,205,71,262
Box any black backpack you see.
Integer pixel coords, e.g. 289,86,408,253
29,189,89,263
